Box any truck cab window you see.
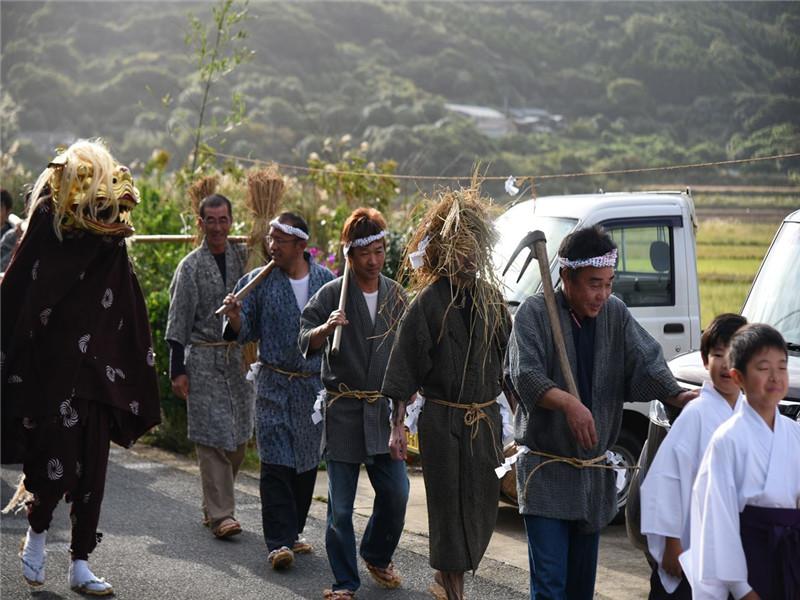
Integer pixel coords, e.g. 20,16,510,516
607,224,675,307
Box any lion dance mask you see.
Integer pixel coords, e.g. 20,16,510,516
30,140,140,238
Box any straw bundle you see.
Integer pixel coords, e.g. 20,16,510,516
188,175,219,246
245,164,285,271
400,178,507,356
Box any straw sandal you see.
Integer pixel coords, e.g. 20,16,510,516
292,537,313,554
365,561,401,589
268,546,294,570
19,535,46,587
69,560,114,596
428,581,447,600
212,518,242,539
322,589,355,599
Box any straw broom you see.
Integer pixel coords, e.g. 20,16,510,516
238,165,286,367
188,175,219,247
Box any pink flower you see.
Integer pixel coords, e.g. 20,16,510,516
327,253,336,264
308,247,320,257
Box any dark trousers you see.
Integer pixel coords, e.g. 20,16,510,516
524,514,600,600
326,456,409,592
26,401,111,561
259,462,317,551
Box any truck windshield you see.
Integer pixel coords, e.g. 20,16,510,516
493,203,577,306
742,221,800,346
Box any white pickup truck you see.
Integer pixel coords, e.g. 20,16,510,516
494,190,701,518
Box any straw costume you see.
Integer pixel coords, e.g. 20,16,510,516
1,140,160,595
299,208,408,599
166,183,254,539
382,184,511,600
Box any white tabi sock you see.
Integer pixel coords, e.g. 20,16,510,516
69,559,113,594
20,527,47,585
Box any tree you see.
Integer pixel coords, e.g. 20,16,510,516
185,0,252,178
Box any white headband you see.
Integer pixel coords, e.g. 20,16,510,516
344,230,386,255
558,248,617,270
269,219,309,240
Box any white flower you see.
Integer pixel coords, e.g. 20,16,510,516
39,308,52,326
105,366,116,382
79,334,91,354
308,152,320,161
31,260,39,280
146,347,155,367
129,401,139,415
8,375,22,383
115,368,126,380
340,134,352,144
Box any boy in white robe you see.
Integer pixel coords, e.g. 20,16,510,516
640,313,746,599
681,323,800,599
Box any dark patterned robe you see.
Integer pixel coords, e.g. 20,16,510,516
382,277,511,572
0,203,160,494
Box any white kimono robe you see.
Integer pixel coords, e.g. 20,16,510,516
640,381,742,592
680,401,800,599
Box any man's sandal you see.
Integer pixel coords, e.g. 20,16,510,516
19,532,46,587
69,560,113,596
212,518,242,539
322,589,355,599
428,582,448,600
365,561,402,589
268,546,294,570
292,537,313,554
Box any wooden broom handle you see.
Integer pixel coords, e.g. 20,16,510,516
330,258,350,356
214,260,276,315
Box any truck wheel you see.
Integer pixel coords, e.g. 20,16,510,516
609,429,643,525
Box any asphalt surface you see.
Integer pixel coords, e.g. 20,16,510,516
1,446,528,600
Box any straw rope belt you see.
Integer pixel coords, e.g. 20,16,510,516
519,449,639,505
428,398,497,441
325,383,384,408
262,362,315,381
192,340,236,362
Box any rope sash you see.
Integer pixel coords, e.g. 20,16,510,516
192,340,236,362
427,398,496,441
325,383,383,408
262,362,315,381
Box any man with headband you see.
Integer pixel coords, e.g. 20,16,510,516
299,207,408,600
167,193,254,540
222,212,333,570
505,225,696,600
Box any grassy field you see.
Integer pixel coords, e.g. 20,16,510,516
696,219,780,327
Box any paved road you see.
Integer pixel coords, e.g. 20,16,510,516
1,447,528,600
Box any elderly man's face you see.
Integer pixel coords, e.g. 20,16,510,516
561,266,614,319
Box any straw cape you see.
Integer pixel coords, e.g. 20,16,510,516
382,181,511,572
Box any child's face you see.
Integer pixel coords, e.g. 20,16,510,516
705,344,739,398
732,346,789,411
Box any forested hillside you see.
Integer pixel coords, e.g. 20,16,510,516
2,1,798,189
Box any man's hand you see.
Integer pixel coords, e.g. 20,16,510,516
171,374,189,401
741,592,760,600
389,423,408,461
666,389,699,408
222,293,242,332
564,395,598,450
324,309,348,336
662,537,683,578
